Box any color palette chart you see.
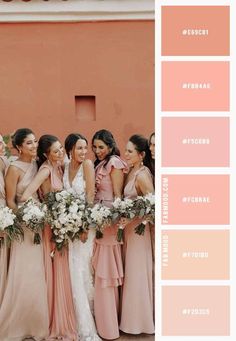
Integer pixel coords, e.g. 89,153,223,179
157,0,234,340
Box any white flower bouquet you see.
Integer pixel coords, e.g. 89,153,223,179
86,203,112,239
133,193,155,235
45,190,89,251
0,205,23,247
16,198,47,244
111,197,136,242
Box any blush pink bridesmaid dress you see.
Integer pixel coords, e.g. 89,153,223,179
39,160,77,340
120,166,154,334
0,160,49,341
92,155,127,340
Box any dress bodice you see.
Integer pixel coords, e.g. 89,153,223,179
124,166,153,200
94,156,128,207
39,160,63,193
11,160,38,205
63,162,85,199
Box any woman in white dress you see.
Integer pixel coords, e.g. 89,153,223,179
63,133,101,341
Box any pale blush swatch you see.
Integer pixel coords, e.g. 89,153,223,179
162,230,229,279
162,117,230,167
162,286,230,335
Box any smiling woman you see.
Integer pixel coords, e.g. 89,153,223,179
0,128,49,341
92,129,128,340
63,133,100,341
20,134,77,340
120,134,154,335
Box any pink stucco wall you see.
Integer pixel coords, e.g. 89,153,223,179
0,21,154,157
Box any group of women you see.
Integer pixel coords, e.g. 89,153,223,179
0,128,155,341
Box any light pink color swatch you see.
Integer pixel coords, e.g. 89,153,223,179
162,61,229,111
162,117,230,167
162,286,230,335
162,175,229,225
162,230,229,279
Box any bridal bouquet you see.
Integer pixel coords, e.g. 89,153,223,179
16,198,47,244
45,190,88,251
0,205,23,247
133,193,155,235
86,203,112,239
111,197,136,242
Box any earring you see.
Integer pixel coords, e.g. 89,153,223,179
19,149,22,154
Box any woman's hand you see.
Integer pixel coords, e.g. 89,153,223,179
144,214,153,224
80,231,88,243
119,217,130,227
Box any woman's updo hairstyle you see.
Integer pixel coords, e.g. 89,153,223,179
129,134,153,173
37,134,59,168
148,132,155,178
11,128,34,152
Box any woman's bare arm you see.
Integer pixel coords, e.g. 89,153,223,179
5,166,21,211
21,168,50,202
111,168,124,199
136,171,154,196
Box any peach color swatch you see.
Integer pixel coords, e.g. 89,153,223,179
162,117,230,167
162,6,230,56
162,61,229,111
162,175,229,225
162,286,230,335
162,230,229,279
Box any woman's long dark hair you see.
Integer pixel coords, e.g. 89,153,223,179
64,133,88,159
148,132,155,179
11,128,34,152
129,134,153,174
92,129,120,167
37,134,59,168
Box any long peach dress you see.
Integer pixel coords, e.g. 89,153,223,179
39,160,77,340
120,166,154,334
0,156,9,306
0,160,49,341
92,156,127,340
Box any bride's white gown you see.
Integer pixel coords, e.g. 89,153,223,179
63,162,101,341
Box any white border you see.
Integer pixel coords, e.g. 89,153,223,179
156,0,234,340
0,0,154,22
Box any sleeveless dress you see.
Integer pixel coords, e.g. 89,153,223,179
0,160,49,341
92,156,128,340
120,166,154,334
0,156,9,306
40,160,77,341
63,162,101,341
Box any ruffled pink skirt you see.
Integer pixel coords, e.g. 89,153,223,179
92,225,123,340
